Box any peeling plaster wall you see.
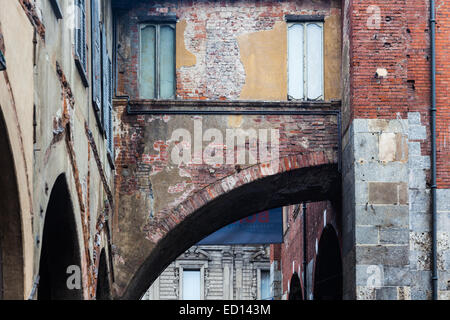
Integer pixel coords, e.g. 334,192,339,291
116,0,342,101
0,0,35,299
29,0,115,299
113,97,340,297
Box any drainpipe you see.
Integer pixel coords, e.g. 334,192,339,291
302,203,307,300
429,0,438,301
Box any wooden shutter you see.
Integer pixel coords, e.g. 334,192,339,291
107,57,113,154
91,0,101,111
75,0,88,86
102,32,113,154
102,30,108,135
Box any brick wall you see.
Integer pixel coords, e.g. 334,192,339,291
348,0,450,188
271,201,340,299
115,0,341,100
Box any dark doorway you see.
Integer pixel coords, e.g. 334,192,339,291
0,109,24,299
96,249,112,300
38,174,83,300
288,272,303,300
313,225,343,300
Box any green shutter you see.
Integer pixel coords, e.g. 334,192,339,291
140,25,156,99
159,25,175,99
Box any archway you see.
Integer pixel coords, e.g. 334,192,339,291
119,162,341,299
288,272,302,300
0,108,23,299
313,225,342,300
96,249,112,300
38,174,83,300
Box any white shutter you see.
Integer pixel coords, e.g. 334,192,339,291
306,23,323,100
288,24,304,100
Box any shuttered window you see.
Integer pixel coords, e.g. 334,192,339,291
75,0,88,87
140,23,175,99
288,22,324,101
91,0,101,111
102,31,113,155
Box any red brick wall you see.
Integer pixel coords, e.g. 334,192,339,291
435,0,450,187
348,1,450,188
272,201,341,299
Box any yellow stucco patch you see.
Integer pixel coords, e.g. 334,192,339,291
238,22,287,100
176,20,196,69
324,11,342,100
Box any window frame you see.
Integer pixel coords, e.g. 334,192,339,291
176,260,207,300
74,0,89,87
287,17,324,101
139,22,176,100
256,266,271,300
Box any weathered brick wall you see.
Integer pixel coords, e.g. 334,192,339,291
112,99,340,298
115,0,342,100
435,0,450,187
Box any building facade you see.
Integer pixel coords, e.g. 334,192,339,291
0,0,449,300
142,245,271,300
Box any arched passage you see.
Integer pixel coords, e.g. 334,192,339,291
119,162,340,300
96,249,112,300
288,273,302,300
38,174,83,300
313,225,343,300
0,109,24,299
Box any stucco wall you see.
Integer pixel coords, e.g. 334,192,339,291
0,0,35,299
116,0,342,101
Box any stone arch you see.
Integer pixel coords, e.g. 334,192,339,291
96,248,112,300
288,272,302,300
0,108,23,299
313,224,343,300
118,152,340,299
38,174,83,300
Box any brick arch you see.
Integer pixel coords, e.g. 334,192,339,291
119,151,340,299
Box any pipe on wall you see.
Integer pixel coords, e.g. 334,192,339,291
429,0,438,301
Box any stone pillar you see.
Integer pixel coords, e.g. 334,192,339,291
343,115,450,299
222,249,234,300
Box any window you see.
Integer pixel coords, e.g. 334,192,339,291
139,23,175,99
260,270,271,300
182,269,201,300
75,0,88,86
287,20,324,101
